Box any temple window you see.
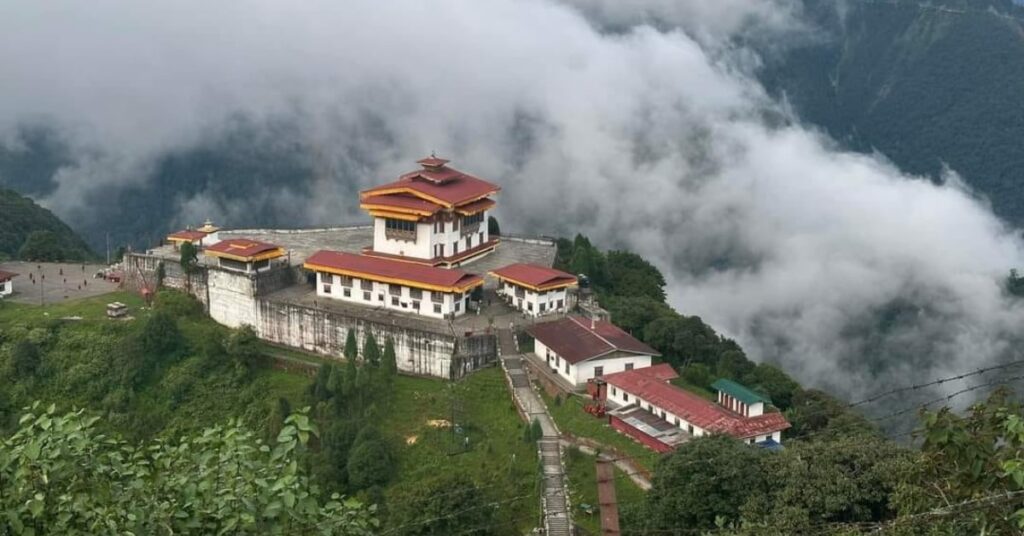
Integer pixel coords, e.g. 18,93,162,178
385,218,416,241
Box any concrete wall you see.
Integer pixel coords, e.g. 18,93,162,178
126,251,496,380
124,252,210,308
256,298,495,378
0,280,11,297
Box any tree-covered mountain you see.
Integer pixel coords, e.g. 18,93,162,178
759,0,1024,224
0,188,94,261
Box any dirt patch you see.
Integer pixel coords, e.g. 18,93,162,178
426,419,451,428
405,435,418,445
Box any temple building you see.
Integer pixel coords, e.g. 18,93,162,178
598,365,791,452
304,250,483,319
0,270,17,298
359,156,500,267
490,263,577,317
527,315,660,387
204,238,286,273
167,220,222,250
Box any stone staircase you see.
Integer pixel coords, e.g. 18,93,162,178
498,330,572,536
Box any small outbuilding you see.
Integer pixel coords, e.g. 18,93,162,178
526,315,660,387
490,263,577,317
167,219,221,250
204,238,286,273
0,270,17,298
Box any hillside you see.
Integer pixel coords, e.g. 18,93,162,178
759,0,1024,224
0,188,95,261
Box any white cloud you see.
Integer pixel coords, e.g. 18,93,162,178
1,0,1022,401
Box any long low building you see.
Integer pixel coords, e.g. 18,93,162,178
601,364,791,451
304,250,483,319
527,315,660,387
490,263,577,317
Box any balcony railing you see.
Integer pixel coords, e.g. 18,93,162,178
460,221,481,236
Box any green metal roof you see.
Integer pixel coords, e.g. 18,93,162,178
711,378,770,405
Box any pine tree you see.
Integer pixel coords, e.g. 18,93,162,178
311,364,333,402
363,332,381,368
383,337,397,377
343,329,358,361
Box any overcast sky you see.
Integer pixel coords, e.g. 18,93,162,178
2,0,1023,405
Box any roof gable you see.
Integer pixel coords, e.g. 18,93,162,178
361,159,500,207
526,316,659,364
490,263,577,291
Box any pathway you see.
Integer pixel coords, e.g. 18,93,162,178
498,329,571,536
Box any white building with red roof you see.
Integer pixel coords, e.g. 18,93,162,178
490,263,577,317
600,365,791,452
526,315,660,387
204,238,286,274
0,270,17,298
166,220,221,250
304,250,484,319
360,157,500,267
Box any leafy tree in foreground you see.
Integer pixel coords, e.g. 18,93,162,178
630,435,767,531
0,403,376,535
741,435,912,532
388,472,496,535
893,388,1024,534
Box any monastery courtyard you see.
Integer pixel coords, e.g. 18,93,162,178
0,261,121,305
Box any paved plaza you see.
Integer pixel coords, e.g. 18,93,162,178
0,261,121,305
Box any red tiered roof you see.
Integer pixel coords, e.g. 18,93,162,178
304,250,483,293
205,238,284,261
360,194,444,215
0,270,18,282
603,368,791,440
361,157,500,208
490,263,577,291
526,316,660,365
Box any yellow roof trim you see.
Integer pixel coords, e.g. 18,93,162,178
367,210,422,222
167,236,201,243
304,262,483,294
488,273,578,293
360,202,436,217
205,248,285,263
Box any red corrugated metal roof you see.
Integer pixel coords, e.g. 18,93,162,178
304,250,483,291
0,270,18,282
632,363,679,382
490,263,577,290
526,315,660,364
205,238,282,259
361,159,500,207
604,369,791,439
